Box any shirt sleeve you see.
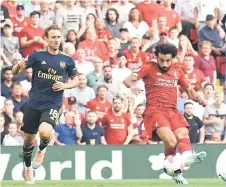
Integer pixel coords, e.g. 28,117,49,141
178,66,190,89
134,64,151,81
196,117,204,129
25,51,36,68
101,115,107,128
203,107,210,118
67,57,78,78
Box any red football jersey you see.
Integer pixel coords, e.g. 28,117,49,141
86,98,112,123
188,68,206,88
136,63,190,112
102,112,131,144
125,50,149,65
11,16,31,39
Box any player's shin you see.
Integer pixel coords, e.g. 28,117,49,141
22,142,34,167
177,138,192,161
38,136,51,152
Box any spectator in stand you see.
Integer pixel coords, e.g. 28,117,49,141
2,122,24,146
159,0,182,32
55,0,86,40
86,13,96,29
86,58,104,88
0,95,6,111
184,102,205,143
125,37,149,71
95,18,112,44
14,111,23,135
1,0,18,18
147,16,169,45
75,49,94,76
168,27,180,48
65,73,95,114
146,31,171,54
20,68,32,97
220,13,226,32
20,11,46,57
105,8,123,38
123,91,136,117
131,104,149,144
199,15,225,57
25,0,40,17
0,114,6,144
11,82,27,112
123,8,149,40
80,0,98,17
66,30,79,50
203,91,226,143
194,0,220,29
112,53,132,83
119,28,130,53
93,65,128,102
78,28,108,60
104,39,118,67
174,0,199,38
1,67,13,99
2,100,16,129
194,41,217,86
136,0,161,27
86,85,112,124
78,110,107,145
112,0,135,24
1,20,19,63
102,95,134,145
11,4,31,40
183,54,206,89
62,42,76,59
55,111,80,145
39,1,55,29
178,35,198,62
203,83,215,105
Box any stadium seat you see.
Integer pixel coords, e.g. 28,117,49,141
216,56,226,73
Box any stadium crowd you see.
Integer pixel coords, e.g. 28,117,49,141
1,0,226,146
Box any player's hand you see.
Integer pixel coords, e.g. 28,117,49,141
18,57,27,68
52,81,66,91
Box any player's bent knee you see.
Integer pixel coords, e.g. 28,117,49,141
174,127,189,140
24,133,36,144
39,122,53,139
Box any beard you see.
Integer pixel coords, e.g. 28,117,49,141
158,64,171,73
114,107,121,113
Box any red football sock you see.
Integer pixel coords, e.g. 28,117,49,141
164,145,176,157
177,138,192,153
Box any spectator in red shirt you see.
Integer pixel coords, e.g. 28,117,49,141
20,11,46,57
194,41,217,86
78,28,108,60
136,0,161,27
2,0,17,18
11,4,31,40
104,39,118,67
86,85,112,124
125,37,149,71
102,95,133,145
159,0,182,32
95,18,112,44
184,54,207,90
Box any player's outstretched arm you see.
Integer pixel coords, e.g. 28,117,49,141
184,87,206,107
123,74,134,88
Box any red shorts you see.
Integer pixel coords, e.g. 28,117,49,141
144,109,189,139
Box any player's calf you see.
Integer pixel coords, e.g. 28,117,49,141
32,136,50,169
22,142,34,167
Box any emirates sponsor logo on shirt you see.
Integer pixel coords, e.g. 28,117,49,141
155,78,177,87
110,123,125,129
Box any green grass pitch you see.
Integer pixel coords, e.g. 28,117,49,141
1,179,225,187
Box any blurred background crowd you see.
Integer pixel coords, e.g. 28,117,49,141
0,0,226,146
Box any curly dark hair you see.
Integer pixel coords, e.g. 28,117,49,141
105,8,119,24
154,43,178,58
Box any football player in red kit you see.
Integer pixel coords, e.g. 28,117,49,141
124,43,207,184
